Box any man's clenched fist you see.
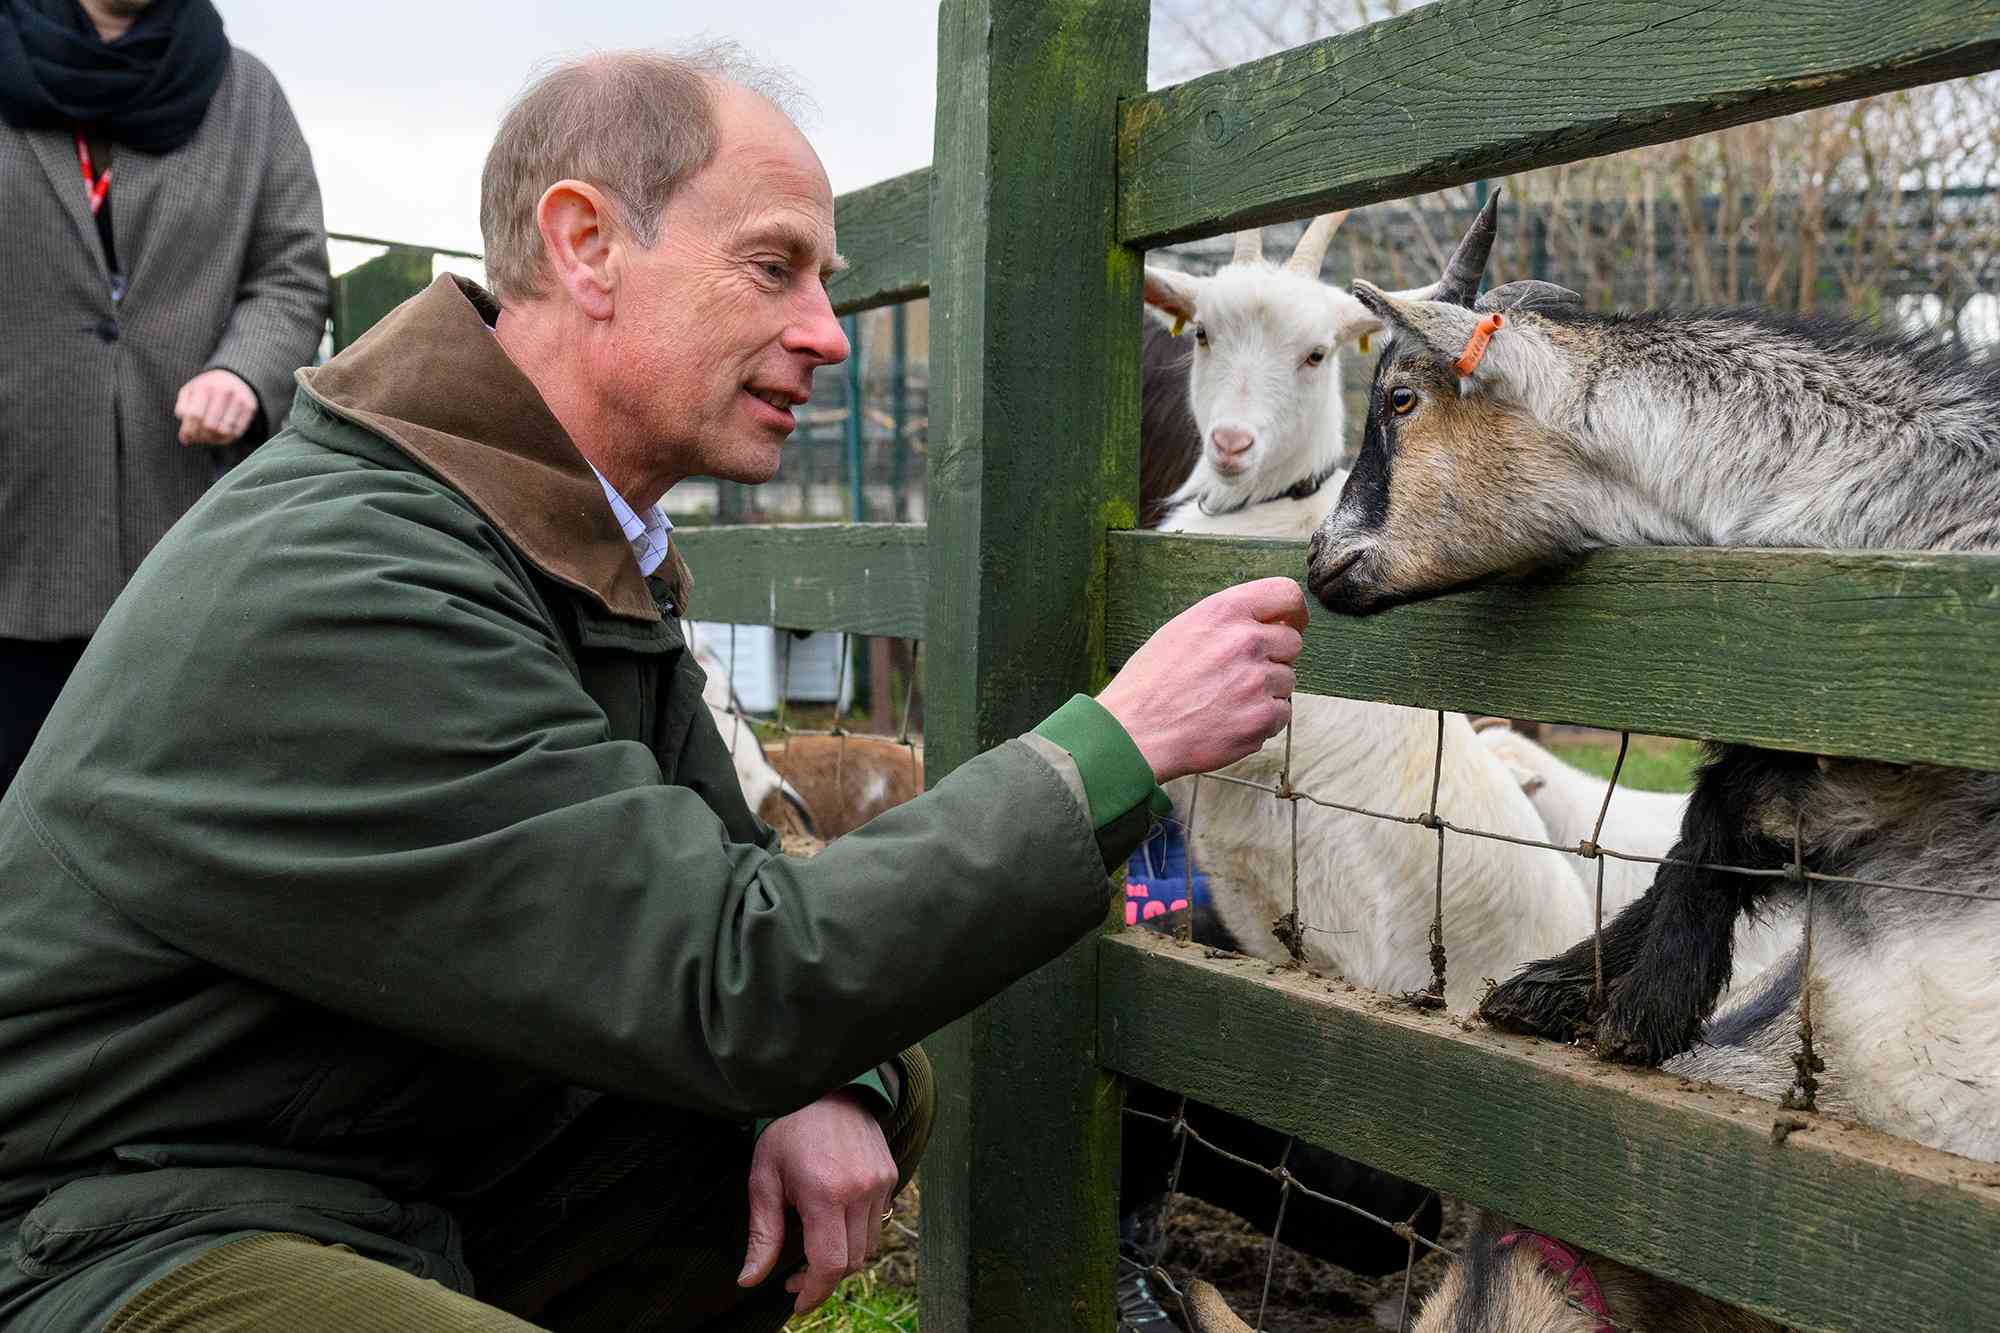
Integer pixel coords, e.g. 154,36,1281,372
1096,576,1307,783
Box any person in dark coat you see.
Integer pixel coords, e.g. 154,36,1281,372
0,0,330,792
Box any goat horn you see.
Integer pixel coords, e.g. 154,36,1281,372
1230,227,1264,265
1284,210,1347,277
1179,1279,1257,1333
1433,187,1502,307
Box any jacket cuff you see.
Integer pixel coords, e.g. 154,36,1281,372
1031,694,1172,829
752,1065,898,1140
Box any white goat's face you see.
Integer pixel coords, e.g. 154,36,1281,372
1144,263,1381,509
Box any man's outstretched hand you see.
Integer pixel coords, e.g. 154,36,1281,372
1096,576,1308,783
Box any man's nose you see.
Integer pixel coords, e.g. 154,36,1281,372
786,285,850,365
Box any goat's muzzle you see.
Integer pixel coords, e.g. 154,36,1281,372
1305,531,1386,615
1208,425,1254,475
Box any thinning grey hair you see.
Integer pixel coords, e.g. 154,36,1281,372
479,43,807,304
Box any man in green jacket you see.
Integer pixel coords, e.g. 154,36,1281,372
0,47,1307,1333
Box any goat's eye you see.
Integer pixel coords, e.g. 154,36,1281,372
1388,386,1418,416
1304,347,1328,367
1192,325,1208,346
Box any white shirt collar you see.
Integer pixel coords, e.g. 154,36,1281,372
588,464,674,579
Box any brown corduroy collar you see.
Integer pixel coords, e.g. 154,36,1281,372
296,274,682,623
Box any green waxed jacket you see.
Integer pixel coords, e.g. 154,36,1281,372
0,276,1152,1329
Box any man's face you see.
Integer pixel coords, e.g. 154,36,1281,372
605,83,849,491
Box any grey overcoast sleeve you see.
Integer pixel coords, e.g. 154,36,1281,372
201,71,329,432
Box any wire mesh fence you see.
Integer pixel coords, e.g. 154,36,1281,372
1113,692,2000,1331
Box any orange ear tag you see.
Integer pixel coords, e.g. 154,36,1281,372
1170,316,1188,337
1453,312,1505,377
1358,332,1371,355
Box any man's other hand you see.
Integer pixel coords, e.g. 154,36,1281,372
738,1087,899,1315
175,369,258,445
1096,575,1308,783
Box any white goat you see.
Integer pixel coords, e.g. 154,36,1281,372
1142,213,1375,524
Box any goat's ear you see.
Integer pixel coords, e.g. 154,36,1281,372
1143,266,1203,324
1326,287,1384,352
1351,281,1478,357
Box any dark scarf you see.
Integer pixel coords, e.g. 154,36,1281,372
0,0,227,154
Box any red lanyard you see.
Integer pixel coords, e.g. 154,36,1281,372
73,130,111,216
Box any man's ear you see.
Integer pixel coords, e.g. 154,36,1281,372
1143,266,1203,327
536,179,618,321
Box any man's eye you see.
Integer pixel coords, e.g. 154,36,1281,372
761,262,789,283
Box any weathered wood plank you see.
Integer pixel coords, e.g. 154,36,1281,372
672,523,926,637
1101,930,2000,1332
1105,532,2000,771
829,168,929,315
919,3,1146,1330
1118,0,2000,248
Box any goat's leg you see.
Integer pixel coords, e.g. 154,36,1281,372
1483,744,1809,1062
1477,881,1657,1042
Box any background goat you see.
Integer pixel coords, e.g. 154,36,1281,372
688,636,818,844
1306,213,2000,1163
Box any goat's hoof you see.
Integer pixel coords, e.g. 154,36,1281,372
1591,997,1697,1067
1478,975,1590,1041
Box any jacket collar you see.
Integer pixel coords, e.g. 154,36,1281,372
296,273,660,623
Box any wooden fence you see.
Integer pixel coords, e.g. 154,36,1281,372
338,4,2000,1327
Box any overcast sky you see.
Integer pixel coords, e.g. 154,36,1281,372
223,2,946,259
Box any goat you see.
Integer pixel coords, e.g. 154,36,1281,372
1174,951,1840,1333
762,732,924,839
1148,203,1629,1009
1139,317,1202,527
687,636,818,842
1142,211,1384,524
1474,725,1792,985
1305,206,2000,1163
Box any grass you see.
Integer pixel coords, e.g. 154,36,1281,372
783,1273,918,1332
1543,732,1703,793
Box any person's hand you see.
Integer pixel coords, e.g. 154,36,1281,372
174,369,258,445
738,1088,899,1315
1096,576,1307,783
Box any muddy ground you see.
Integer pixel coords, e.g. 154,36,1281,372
870,1182,1471,1331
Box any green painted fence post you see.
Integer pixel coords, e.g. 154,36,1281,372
329,249,434,352
919,0,1148,1329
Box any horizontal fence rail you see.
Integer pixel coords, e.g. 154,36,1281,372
1116,0,2000,248
1105,532,2000,771
829,168,931,315
1101,930,2000,1332
674,523,927,636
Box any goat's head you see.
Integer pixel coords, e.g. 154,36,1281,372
1143,213,1377,511
1307,196,1591,615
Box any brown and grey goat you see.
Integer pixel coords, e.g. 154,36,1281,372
1305,210,2000,1163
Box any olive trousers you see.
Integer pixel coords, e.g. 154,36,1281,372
102,1049,934,1333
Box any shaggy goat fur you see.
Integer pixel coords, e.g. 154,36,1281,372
1307,215,2000,1162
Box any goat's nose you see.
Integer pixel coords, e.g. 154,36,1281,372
1210,426,1253,458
